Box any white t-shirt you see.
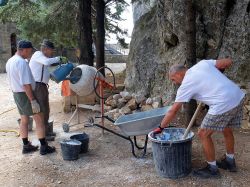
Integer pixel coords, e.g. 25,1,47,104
6,54,36,92
29,51,60,84
175,59,245,115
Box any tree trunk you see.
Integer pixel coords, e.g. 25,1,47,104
95,0,106,76
78,0,94,66
184,0,197,127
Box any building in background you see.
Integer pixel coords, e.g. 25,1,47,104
0,22,16,73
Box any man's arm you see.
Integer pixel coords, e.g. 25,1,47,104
35,53,60,66
215,58,232,70
23,84,35,101
160,102,183,128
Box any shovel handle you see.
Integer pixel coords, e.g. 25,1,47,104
182,102,203,139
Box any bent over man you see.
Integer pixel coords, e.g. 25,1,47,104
153,59,245,178
6,40,55,155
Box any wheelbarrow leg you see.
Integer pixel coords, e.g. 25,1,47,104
129,135,148,158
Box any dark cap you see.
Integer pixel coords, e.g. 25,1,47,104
41,39,55,49
17,40,34,49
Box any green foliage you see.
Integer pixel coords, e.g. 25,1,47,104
0,0,129,48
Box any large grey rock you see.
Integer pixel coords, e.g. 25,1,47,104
127,0,250,102
132,0,156,23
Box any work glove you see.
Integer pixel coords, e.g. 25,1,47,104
60,56,68,64
31,100,40,114
152,125,164,138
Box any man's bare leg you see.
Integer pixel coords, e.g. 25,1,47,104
193,128,220,178
33,112,56,155
216,127,237,172
198,129,215,162
20,115,29,139
33,113,45,139
223,127,234,154
20,115,38,153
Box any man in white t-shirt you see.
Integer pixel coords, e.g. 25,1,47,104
6,40,56,155
29,39,66,141
153,58,245,178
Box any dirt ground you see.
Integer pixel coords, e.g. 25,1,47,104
0,72,250,187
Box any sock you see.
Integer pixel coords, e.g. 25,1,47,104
207,161,217,167
226,153,234,162
22,138,29,145
39,138,47,146
226,153,234,159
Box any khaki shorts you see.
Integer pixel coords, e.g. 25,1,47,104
201,98,245,131
13,92,33,116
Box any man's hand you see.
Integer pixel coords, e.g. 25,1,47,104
152,125,164,137
31,100,40,114
60,56,68,64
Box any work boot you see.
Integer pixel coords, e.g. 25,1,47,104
45,135,55,141
40,143,56,155
193,164,221,179
22,142,39,154
217,155,237,172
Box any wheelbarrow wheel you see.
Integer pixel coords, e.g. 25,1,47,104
88,117,94,124
62,123,70,132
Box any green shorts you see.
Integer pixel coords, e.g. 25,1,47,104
13,92,33,116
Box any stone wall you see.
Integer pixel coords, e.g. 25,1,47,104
0,22,16,73
126,0,250,103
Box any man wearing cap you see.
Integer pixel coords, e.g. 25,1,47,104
6,40,56,155
29,39,66,141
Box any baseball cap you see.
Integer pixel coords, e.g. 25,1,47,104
17,40,34,49
41,39,55,49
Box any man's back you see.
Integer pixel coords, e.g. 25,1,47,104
6,54,35,92
175,60,245,115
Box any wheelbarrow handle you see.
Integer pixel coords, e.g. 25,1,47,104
182,102,203,139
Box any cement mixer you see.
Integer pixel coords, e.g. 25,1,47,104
58,65,116,132
69,64,99,96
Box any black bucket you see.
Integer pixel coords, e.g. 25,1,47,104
60,139,82,161
148,128,194,179
70,133,89,153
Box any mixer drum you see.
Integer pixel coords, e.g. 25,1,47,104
69,65,99,96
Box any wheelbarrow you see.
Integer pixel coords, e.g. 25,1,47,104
90,106,170,158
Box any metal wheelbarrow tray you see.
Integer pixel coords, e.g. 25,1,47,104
93,106,170,158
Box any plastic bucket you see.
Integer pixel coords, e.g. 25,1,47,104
50,63,74,83
60,139,82,161
17,117,33,131
70,133,89,153
148,128,194,179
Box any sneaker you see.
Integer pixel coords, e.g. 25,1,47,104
40,143,56,155
193,164,221,179
22,142,39,154
217,155,237,172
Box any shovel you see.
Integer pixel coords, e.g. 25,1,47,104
182,102,203,139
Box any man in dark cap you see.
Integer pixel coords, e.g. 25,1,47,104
6,40,56,155
29,39,67,141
